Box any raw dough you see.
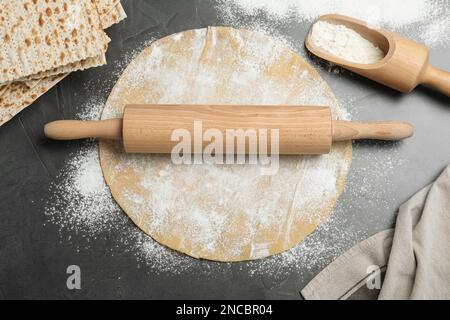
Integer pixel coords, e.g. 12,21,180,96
99,27,352,262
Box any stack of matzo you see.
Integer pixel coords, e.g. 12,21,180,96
0,0,127,126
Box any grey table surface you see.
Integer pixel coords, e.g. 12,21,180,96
0,0,449,299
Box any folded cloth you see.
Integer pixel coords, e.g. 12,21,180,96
301,165,450,300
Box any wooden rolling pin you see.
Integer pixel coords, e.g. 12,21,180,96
45,105,414,155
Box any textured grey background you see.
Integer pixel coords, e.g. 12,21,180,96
0,0,449,299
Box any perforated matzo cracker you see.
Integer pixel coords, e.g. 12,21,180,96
0,74,67,126
0,0,126,126
94,0,127,29
0,0,109,84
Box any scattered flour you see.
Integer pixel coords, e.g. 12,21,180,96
45,67,402,280
97,27,353,261
310,21,385,64
45,143,119,234
44,32,357,275
45,126,402,278
43,8,409,280
216,0,429,27
214,0,450,48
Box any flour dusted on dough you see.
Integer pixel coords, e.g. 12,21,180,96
99,27,353,262
310,21,385,64
215,0,450,48
44,31,406,275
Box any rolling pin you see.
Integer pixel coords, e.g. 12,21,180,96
44,104,414,155
306,14,450,96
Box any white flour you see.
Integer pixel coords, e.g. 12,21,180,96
44,33,354,273
215,0,450,48
43,9,409,277
217,0,428,27
310,21,385,64
44,96,404,276
45,144,118,234
98,27,352,261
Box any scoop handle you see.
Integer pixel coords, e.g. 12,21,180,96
332,121,414,142
44,119,122,140
421,64,450,97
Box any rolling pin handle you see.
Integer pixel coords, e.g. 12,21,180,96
421,64,450,97
332,121,414,142
44,119,123,141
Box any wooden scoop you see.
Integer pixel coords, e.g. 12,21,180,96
305,14,450,96
45,104,413,155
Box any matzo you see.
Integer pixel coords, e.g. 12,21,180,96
19,53,107,80
0,0,110,84
0,74,67,126
13,1,125,81
0,0,127,127
94,0,127,29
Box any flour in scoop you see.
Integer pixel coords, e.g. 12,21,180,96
44,33,405,277
215,0,450,48
310,21,385,64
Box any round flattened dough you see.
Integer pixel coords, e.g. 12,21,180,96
100,27,352,262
